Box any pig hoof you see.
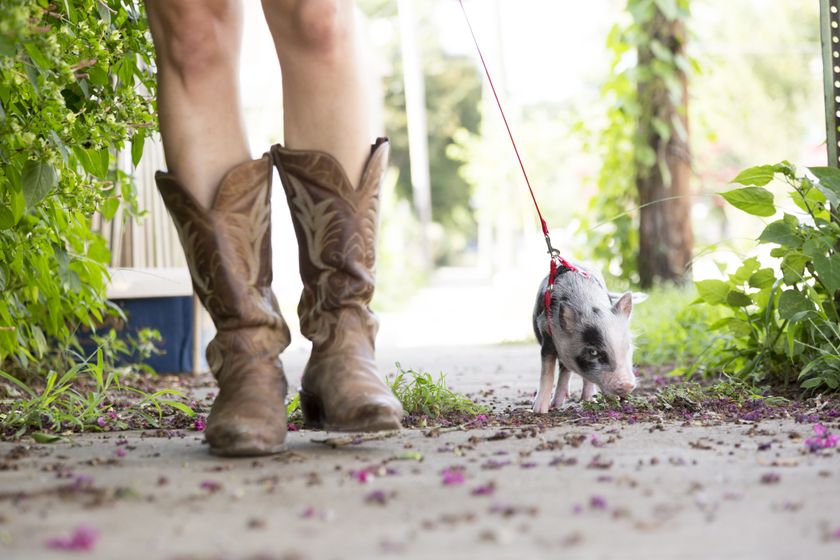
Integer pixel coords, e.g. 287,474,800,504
532,401,551,414
550,397,568,409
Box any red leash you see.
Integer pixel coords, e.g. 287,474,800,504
456,0,587,336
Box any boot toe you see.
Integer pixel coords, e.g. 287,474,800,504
206,418,286,457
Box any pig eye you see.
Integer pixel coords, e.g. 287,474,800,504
587,348,599,359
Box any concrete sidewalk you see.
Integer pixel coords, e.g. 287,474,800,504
1,344,839,560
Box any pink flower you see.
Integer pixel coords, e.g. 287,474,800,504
96,417,106,427
350,469,374,484
194,417,206,432
45,525,100,551
804,424,839,452
288,422,299,432
441,468,465,486
113,447,126,458
107,410,117,420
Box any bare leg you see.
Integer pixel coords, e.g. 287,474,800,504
582,379,598,401
261,0,371,187
552,368,572,408
145,0,251,209
533,353,556,414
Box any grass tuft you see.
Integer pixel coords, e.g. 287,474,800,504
386,363,487,417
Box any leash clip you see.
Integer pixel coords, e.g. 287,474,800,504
544,234,560,259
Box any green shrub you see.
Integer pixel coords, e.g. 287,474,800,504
0,1,155,370
694,163,840,392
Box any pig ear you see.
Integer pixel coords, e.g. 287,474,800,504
611,291,633,318
631,292,648,304
558,303,577,333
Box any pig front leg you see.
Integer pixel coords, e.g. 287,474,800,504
533,352,557,414
581,380,598,401
551,367,571,408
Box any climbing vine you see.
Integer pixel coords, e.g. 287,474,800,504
579,0,693,284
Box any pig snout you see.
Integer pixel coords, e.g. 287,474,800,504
602,374,636,397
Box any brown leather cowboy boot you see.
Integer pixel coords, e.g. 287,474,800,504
271,138,403,432
156,156,290,456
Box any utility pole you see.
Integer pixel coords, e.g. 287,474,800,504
820,0,840,168
397,0,432,269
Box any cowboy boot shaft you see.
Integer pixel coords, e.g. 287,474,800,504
155,157,286,335
272,139,389,349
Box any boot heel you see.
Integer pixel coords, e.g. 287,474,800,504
300,391,325,429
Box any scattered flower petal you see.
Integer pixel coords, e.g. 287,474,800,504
194,417,206,432
760,472,780,485
365,490,389,505
200,480,222,492
441,467,465,486
45,525,100,551
96,417,106,427
471,482,496,496
590,495,608,510
113,447,126,458
287,422,299,432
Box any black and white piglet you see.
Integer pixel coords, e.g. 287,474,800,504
532,262,645,413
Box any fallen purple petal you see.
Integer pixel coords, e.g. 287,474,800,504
471,482,496,496
287,422,299,432
194,417,206,432
760,472,780,485
96,417,106,427
200,480,222,492
45,525,100,551
441,467,465,486
365,490,388,505
590,495,608,510
113,447,126,458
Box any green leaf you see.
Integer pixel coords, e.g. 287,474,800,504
726,290,753,308
808,166,840,207
0,208,13,230
695,279,729,305
131,134,145,167
777,290,814,320
21,160,57,208
759,219,800,248
731,165,776,187
23,43,50,70
749,269,776,289
160,399,195,417
781,253,809,285
0,35,15,57
32,432,63,444
720,187,775,217
731,257,759,284
813,254,840,294
800,377,825,389
101,197,120,220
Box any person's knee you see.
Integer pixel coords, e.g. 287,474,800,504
264,0,353,56
148,0,240,84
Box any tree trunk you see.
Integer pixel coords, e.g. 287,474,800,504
636,12,693,289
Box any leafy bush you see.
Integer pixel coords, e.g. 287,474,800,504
0,1,155,370
694,163,840,392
